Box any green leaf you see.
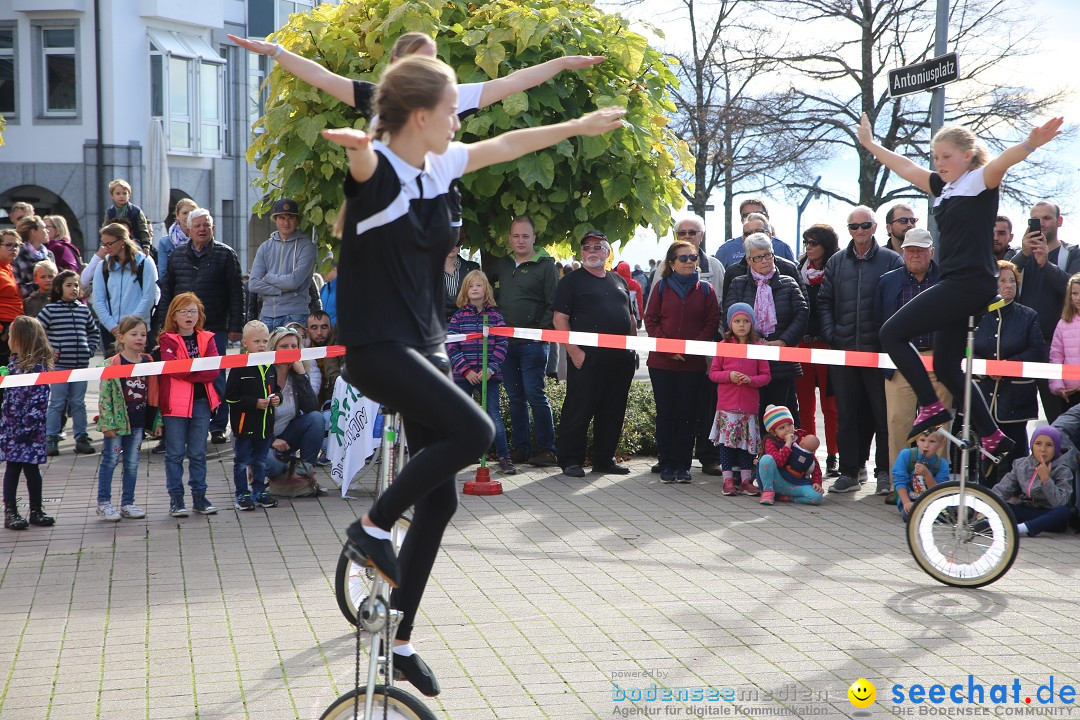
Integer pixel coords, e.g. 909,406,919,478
501,92,529,117
581,135,609,160
296,114,325,148
476,41,507,79
461,29,487,47
517,153,556,189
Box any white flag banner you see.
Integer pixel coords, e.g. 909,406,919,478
328,377,381,497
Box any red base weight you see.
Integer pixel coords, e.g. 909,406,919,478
463,466,503,495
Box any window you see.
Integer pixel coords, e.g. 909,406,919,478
248,51,269,134
249,0,314,36
41,27,76,116
0,26,14,117
148,29,225,156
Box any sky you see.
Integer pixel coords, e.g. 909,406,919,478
597,0,1080,269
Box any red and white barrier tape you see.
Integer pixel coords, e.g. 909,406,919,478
2,327,1076,387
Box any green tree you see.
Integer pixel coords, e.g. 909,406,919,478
247,0,689,260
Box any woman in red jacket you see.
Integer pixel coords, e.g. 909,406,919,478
157,292,222,517
645,241,721,483
0,230,24,371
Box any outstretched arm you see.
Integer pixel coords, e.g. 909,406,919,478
856,113,933,194
477,56,605,108
982,116,1064,189
465,106,625,174
228,34,354,106
321,129,377,183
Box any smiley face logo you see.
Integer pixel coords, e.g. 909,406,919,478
848,678,876,708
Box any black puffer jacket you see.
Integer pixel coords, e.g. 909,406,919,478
973,301,1046,422
817,239,902,351
724,271,809,380
156,240,245,334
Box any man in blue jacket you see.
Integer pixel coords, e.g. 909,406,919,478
875,228,953,495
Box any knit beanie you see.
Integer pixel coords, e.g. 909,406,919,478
727,302,754,328
763,405,794,436
1030,425,1062,459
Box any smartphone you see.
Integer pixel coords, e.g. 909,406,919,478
1028,218,1042,235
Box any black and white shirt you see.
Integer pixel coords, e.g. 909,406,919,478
930,166,998,281
352,80,483,228
337,140,469,348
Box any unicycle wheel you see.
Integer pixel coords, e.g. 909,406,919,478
906,481,1019,588
320,684,437,720
335,515,411,626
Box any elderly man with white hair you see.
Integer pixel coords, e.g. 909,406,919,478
816,205,903,494
155,208,246,443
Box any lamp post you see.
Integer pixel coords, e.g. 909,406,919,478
794,176,822,257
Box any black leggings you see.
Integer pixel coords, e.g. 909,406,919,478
879,276,998,437
3,462,43,507
346,343,494,641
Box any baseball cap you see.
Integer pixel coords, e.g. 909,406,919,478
901,228,933,249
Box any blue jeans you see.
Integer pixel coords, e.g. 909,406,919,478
260,313,310,331
46,380,87,437
163,398,212,499
758,455,824,505
501,342,555,456
210,332,229,433
265,412,327,476
234,435,272,496
97,429,144,505
455,379,510,458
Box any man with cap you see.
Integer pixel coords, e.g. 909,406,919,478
248,198,318,329
552,230,637,478
874,227,952,495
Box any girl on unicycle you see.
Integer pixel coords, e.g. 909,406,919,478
323,55,625,697
859,113,1064,458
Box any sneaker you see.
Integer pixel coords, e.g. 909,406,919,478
510,448,529,465
660,467,676,484
760,490,776,505
74,434,95,455
701,462,723,476
874,470,892,496
46,437,59,457
254,492,278,508
909,401,953,440
344,520,400,588
119,504,145,519
234,493,256,511
825,454,839,477
314,452,331,467
96,502,122,522
676,470,691,484
527,449,559,467
169,499,189,517
738,479,761,496
562,464,586,478
393,651,441,697
722,478,737,496
594,463,631,475
857,467,868,485
651,462,662,473
496,457,518,475
193,498,218,515
829,474,861,493
151,439,167,455
210,431,228,445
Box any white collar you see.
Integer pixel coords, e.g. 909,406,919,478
373,140,430,182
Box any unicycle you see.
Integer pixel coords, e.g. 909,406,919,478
322,408,435,720
906,300,1020,588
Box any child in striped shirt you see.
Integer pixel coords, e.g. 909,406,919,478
37,270,100,456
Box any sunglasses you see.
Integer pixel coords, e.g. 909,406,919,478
847,221,874,231
676,229,700,237
891,216,917,225
674,253,699,263
803,240,820,247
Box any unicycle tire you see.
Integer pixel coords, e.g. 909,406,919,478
335,516,411,625
320,684,437,720
906,481,1019,588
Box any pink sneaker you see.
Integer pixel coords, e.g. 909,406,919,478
722,478,737,496
759,490,775,505
738,479,761,496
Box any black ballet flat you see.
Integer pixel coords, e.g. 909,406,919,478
393,652,441,697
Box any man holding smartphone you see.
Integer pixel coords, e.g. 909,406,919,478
1014,200,1080,422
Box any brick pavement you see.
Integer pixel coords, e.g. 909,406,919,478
3,401,1080,719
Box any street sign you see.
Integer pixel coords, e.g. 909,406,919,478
888,52,960,98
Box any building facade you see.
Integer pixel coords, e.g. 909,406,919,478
0,0,319,269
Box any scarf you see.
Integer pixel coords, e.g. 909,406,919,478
669,270,698,300
168,222,190,248
801,262,825,287
750,268,777,337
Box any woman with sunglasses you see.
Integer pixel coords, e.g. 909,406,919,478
0,229,24,370
795,224,841,477
859,112,1063,454
644,241,720,483
323,55,624,696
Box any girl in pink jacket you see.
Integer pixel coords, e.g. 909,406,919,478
709,303,771,496
1049,272,1080,408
